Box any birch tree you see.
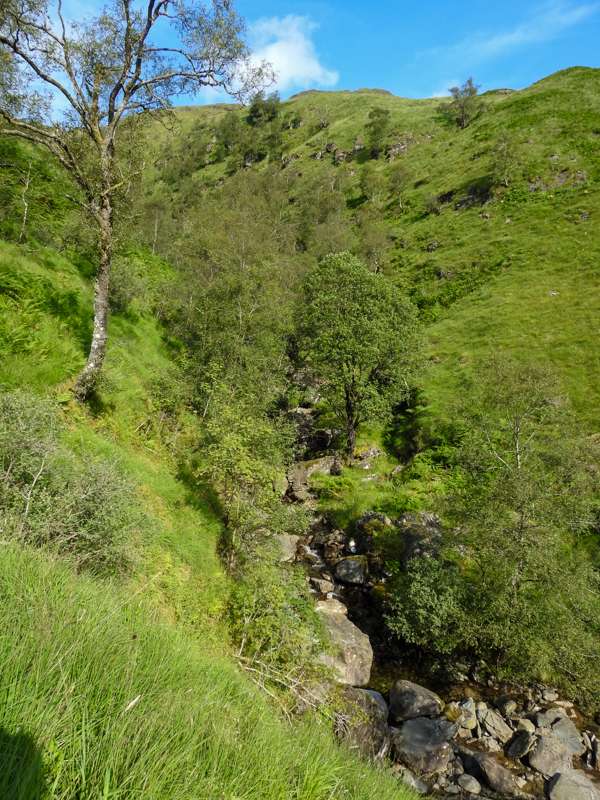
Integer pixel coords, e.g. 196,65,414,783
0,0,268,398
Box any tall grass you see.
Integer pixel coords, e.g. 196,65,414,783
0,544,414,800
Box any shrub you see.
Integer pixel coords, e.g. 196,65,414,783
0,391,140,575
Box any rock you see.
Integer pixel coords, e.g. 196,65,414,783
506,730,536,759
276,533,300,562
460,699,478,730
548,770,600,800
335,687,390,760
354,512,393,552
496,696,518,717
533,708,564,729
310,576,334,595
517,719,536,734
393,765,429,795
286,457,335,502
458,773,481,794
528,734,573,777
397,512,443,567
391,717,453,775
316,599,373,686
479,736,502,753
334,556,368,585
543,689,559,703
551,715,586,756
389,680,444,722
477,706,513,744
460,750,522,797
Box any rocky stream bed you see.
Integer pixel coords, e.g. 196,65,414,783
278,410,600,800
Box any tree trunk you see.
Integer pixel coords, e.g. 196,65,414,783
74,188,113,400
344,385,357,461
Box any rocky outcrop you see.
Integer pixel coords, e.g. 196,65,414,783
315,599,373,686
548,770,600,800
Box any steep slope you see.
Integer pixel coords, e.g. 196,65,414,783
0,240,415,799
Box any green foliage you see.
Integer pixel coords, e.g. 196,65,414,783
228,560,324,678
442,77,483,129
297,253,421,455
365,106,391,156
0,391,140,575
386,360,600,704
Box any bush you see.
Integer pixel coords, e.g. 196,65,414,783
0,391,140,575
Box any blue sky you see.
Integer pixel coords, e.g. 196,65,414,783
235,0,600,98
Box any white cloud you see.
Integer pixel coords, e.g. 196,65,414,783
427,1,599,66
429,78,462,98
249,15,339,93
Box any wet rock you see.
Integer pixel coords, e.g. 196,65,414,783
528,734,572,777
477,706,513,744
548,770,600,800
391,717,453,775
389,680,444,722
335,687,390,760
316,599,373,686
458,773,481,794
335,556,368,585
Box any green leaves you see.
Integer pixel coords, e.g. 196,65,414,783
297,252,421,454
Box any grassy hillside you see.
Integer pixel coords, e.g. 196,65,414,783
149,67,600,426
0,240,415,799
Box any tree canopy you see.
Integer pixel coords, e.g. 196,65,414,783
297,252,420,457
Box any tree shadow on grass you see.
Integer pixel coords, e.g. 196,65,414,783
0,727,46,800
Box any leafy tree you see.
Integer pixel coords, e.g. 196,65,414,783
297,252,420,457
0,0,267,399
444,77,482,129
365,106,390,157
359,162,387,204
246,91,280,126
388,161,411,210
386,360,600,702
491,130,518,187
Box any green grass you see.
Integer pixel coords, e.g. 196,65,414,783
0,543,414,800
0,239,416,799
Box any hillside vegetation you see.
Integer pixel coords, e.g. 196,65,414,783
1,65,599,798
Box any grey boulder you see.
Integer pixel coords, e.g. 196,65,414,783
334,556,368,585
335,687,390,760
316,599,372,686
392,717,454,775
528,734,573,777
548,770,600,800
477,706,513,744
460,749,522,797
389,680,444,722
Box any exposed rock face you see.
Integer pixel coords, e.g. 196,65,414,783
548,770,600,800
335,687,390,760
391,717,454,775
315,599,373,686
389,680,444,722
286,457,335,503
334,556,368,585
397,512,443,567
528,734,573,777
